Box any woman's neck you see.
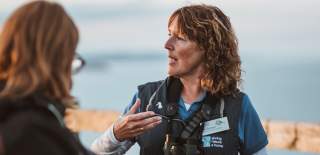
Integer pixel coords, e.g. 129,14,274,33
180,76,204,104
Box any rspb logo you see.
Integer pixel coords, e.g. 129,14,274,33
202,135,224,148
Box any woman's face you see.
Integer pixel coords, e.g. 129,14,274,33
164,17,205,78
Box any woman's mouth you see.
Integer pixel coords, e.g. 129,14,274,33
168,56,177,65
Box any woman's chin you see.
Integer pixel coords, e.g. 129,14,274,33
167,70,175,76
167,70,179,77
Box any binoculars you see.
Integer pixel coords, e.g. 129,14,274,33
163,134,201,155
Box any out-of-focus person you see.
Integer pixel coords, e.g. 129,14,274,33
0,1,93,155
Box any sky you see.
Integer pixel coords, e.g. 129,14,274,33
0,0,319,60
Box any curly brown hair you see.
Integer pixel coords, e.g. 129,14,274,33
169,4,242,96
0,1,79,107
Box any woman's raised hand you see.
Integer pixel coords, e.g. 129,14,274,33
113,99,162,141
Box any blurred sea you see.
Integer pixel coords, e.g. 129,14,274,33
72,52,320,155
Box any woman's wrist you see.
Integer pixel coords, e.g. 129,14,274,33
112,123,123,142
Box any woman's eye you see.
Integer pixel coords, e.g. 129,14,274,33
167,33,185,41
176,36,185,40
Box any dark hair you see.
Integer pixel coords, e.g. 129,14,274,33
169,4,242,96
0,1,79,107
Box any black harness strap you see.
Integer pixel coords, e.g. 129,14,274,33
163,77,183,155
180,94,224,155
181,93,221,139
163,77,224,155
165,77,182,117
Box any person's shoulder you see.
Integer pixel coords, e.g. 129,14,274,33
224,91,247,104
234,91,255,117
138,80,164,92
1,110,57,152
229,91,250,103
2,109,88,155
138,80,164,87
235,91,248,99
4,108,62,132
238,92,253,109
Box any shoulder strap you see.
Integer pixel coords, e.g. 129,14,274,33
165,77,182,117
180,94,223,139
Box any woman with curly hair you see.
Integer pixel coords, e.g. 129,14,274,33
92,4,268,155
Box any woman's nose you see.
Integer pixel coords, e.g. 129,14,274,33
164,38,173,51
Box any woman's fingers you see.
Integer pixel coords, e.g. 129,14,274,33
130,115,161,129
130,119,162,137
127,111,155,121
127,99,141,115
120,113,160,132
144,119,162,129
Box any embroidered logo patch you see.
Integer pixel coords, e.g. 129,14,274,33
156,102,163,109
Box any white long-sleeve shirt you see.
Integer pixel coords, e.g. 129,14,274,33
91,124,134,155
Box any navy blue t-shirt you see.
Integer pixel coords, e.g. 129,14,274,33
123,92,268,154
